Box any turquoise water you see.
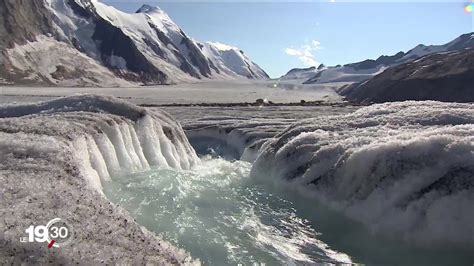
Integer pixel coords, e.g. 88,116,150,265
104,156,474,265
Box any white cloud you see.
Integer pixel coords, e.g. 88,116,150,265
284,40,322,67
284,48,301,56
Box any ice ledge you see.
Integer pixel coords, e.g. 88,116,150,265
0,95,199,263
0,94,146,120
251,101,474,248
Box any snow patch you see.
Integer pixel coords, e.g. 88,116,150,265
107,55,127,70
206,41,238,51
202,42,268,79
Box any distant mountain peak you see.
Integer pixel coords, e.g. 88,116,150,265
206,42,238,51
136,4,162,14
281,32,474,85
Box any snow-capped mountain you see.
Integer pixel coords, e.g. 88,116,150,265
201,42,268,79
0,0,268,86
395,32,474,63
281,32,474,85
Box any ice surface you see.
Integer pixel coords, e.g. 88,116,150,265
164,105,358,162
2,92,471,261
0,95,199,263
0,80,343,105
0,94,199,183
250,101,474,248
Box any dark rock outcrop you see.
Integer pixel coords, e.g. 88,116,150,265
344,51,405,71
179,31,213,78
341,48,474,103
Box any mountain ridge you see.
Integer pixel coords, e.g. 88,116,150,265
340,47,474,103
0,0,269,86
280,32,474,85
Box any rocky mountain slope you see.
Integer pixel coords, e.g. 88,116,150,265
340,47,474,103
280,33,474,85
279,65,322,83
0,0,268,86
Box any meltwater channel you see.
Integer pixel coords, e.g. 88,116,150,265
104,156,473,265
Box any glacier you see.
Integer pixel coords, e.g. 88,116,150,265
171,105,357,162
250,101,474,248
1,95,473,263
0,95,199,263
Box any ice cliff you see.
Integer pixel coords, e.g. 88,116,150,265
251,101,474,248
0,95,199,263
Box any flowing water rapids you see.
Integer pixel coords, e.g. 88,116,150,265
104,156,473,265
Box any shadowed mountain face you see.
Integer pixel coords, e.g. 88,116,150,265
0,0,268,86
344,33,474,72
66,0,168,84
343,52,405,71
341,48,474,103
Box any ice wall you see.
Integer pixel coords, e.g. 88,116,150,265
183,116,293,162
170,105,359,163
251,101,474,248
0,94,199,192
0,95,199,263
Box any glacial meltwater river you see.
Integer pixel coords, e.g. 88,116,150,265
104,156,473,265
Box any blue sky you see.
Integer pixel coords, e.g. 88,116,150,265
104,0,473,78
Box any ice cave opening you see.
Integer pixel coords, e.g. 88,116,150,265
187,136,241,161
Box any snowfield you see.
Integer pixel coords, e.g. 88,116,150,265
251,101,474,248
0,95,198,264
